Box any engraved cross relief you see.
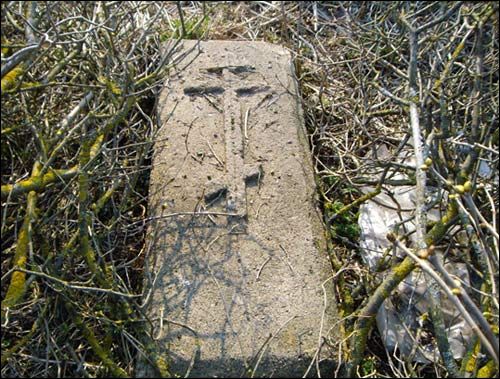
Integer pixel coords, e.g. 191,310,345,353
183,66,269,233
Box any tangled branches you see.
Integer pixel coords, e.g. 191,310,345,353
0,1,201,377
1,1,498,378
293,2,499,377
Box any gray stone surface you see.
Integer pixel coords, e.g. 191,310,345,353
140,40,336,377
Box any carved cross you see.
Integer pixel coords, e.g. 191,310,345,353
183,66,268,233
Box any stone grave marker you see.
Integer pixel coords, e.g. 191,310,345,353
139,40,336,377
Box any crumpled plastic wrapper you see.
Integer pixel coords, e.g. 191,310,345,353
357,146,473,363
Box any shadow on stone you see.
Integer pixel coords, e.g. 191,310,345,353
137,40,338,378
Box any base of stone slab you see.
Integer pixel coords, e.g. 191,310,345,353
137,352,336,378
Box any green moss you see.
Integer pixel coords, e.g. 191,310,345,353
321,176,381,245
140,335,171,377
342,286,354,316
98,75,122,95
67,301,129,378
391,257,417,281
1,36,11,56
346,256,416,377
78,137,107,285
325,196,363,242
92,182,119,214
425,200,458,246
1,163,40,311
461,338,480,374
360,356,376,377
477,360,497,378
1,66,24,91
153,355,170,377
160,16,209,40
90,134,104,158
20,81,41,89
1,166,79,201
2,271,26,309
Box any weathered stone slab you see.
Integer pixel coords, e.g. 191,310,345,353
140,40,336,377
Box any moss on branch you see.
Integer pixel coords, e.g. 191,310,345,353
346,198,460,376
65,300,129,378
1,162,40,312
1,166,79,201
